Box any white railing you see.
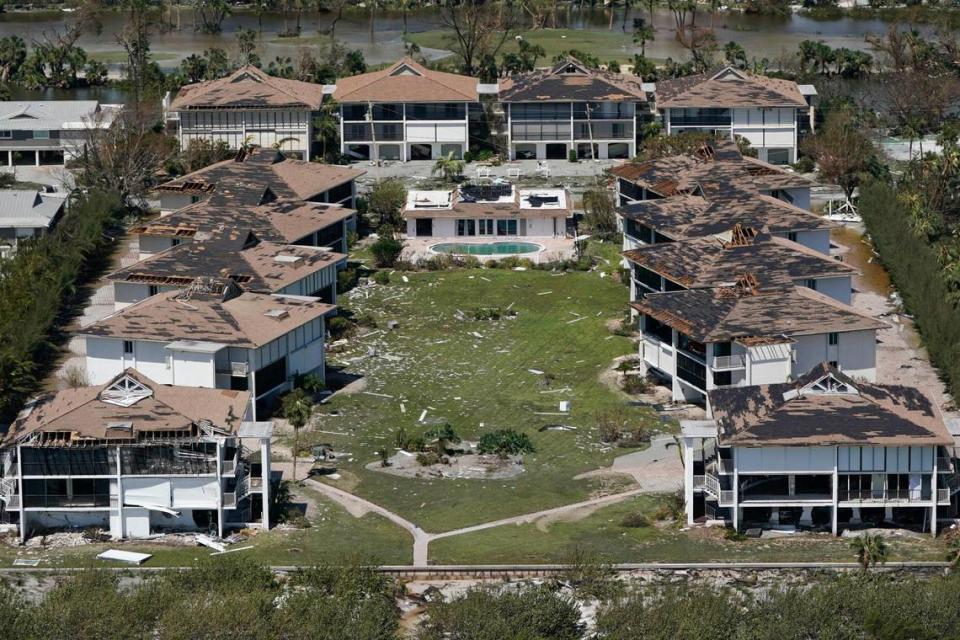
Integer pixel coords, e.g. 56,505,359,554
703,473,721,499
693,475,705,490
720,490,735,505
223,492,236,508
939,487,951,503
0,478,16,499
712,354,746,370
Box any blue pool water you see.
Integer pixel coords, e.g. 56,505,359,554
431,242,542,255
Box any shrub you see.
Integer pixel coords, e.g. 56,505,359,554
295,372,326,394
477,429,535,456
621,512,650,528
484,259,499,268
416,451,441,466
424,254,453,271
370,236,404,268
568,149,578,162
327,316,355,340
60,364,89,389
337,268,359,294
793,155,815,173
461,255,482,269
355,311,377,327
499,256,521,269
373,271,391,285
472,306,502,320
621,374,652,395
597,410,628,443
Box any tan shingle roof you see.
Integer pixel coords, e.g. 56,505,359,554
333,58,479,103
622,229,856,289
133,199,356,245
6,369,249,444
499,57,647,102
711,363,952,447
157,148,364,203
169,65,325,110
655,66,807,108
108,231,344,292
79,288,334,348
632,283,885,343
610,139,813,196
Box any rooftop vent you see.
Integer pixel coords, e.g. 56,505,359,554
274,254,304,265
106,421,133,432
264,308,290,320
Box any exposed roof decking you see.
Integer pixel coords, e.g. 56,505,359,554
169,66,325,110
6,369,249,444
333,58,479,103
79,288,335,348
622,230,857,288
632,284,885,343
156,148,365,204
709,364,953,447
654,66,808,109
499,58,647,102
402,186,573,220
108,231,345,292
609,140,814,196
619,188,833,240
134,199,356,245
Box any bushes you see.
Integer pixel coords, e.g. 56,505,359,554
366,179,407,227
477,429,535,456
373,271,390,285
859,181,960,399
337,267,359,294
370,235,404,268
0,190,125,422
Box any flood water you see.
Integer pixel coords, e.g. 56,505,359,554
0,6,934,73
832,224,892,296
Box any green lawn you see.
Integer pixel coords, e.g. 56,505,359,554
304,261,663,533
0,491,411,568
430,495,947,564
407,28,638,64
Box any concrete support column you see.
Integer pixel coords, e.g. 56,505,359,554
683,438,695,526
732,450,739,531
788,475,796,496
884,506,894,522
832,448,839,535
931,461,939,538
216,440,224,539
115,446,125,539
800,507,814,526
850,507,861,524
6,150,11,167
768,509,780,526
260,438,271,530
34,150,40,166
16,445,25,543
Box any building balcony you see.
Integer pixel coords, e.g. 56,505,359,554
22,494,112,508
2,494,19,510
838,489,949,504
712,354,746,371
696,472,735,506
707,458,734,475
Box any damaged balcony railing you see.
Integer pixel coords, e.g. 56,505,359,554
712,354,746,370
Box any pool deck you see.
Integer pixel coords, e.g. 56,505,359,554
401,237,576,263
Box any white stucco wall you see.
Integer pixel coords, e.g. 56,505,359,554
737,446,836,474
745,343,792,385
793,329,877,381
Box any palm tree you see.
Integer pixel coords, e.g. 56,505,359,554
850,532,889,570
282,388,314,483
633,20,654,57
432,152,465,182
314,100,340,160
425,423,461,456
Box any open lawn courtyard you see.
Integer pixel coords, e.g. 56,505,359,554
300,255,664,534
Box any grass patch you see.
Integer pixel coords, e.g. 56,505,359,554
306,262,661,533
0,492,411,568
407,28,636,63
429,496,945,564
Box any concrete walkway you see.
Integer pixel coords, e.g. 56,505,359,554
306,476,651,566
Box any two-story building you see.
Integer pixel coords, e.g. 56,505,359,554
634,275,884,407
0,100,119,166
499,57,649,161
652,66,816,165
108,229,345,309
333,58,486,162
611,139,814,210
623,224,857,304
402,182,572,254
133,198,357,260
163,66,325,160
620,183,834,256
156,147,364,215
78,284,334,419
681,363,958,536
0,369,273,541
0,190,66,259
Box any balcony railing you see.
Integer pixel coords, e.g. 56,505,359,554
937,457,953,471
838,489,933,503
708,458,734,475
693,475,705,490
712,354,746,370
720,490,735,504
939,487,951,502
23,494,112,508
223,492,236,508
676,352,707,392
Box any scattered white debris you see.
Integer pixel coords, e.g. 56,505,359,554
97,550,152,565
402,275,409,283
13,558,39,567
566,316,587,325
212,545,254,556
528,369,544,375
418,410,428,423
559,400,571,412
400,402,406,413
471,331,484,339
480,276,491,282
537,291,552,296
363,391,395,399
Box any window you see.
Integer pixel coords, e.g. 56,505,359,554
123,340,134,355
766,148,791,165
148,285,160,296
496,219,518,236
0,130,11,139
828,332,839,346
787,232,798,242
804,279,817,290
477,219,493,235
829,360,839,368
32,130,50,140
456,219,476,236
171,238,182,247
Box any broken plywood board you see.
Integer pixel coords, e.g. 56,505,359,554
97,550,152,565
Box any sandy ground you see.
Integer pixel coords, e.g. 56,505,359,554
366,450,525,480
575,436,683,494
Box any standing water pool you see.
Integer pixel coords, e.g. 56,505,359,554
430,242,542,255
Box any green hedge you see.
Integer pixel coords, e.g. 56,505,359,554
859,181,960,398
0,190,125,421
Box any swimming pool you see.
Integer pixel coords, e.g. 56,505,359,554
430,241,542,256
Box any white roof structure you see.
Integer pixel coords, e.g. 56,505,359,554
0,101,108,131
0,190,66,229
